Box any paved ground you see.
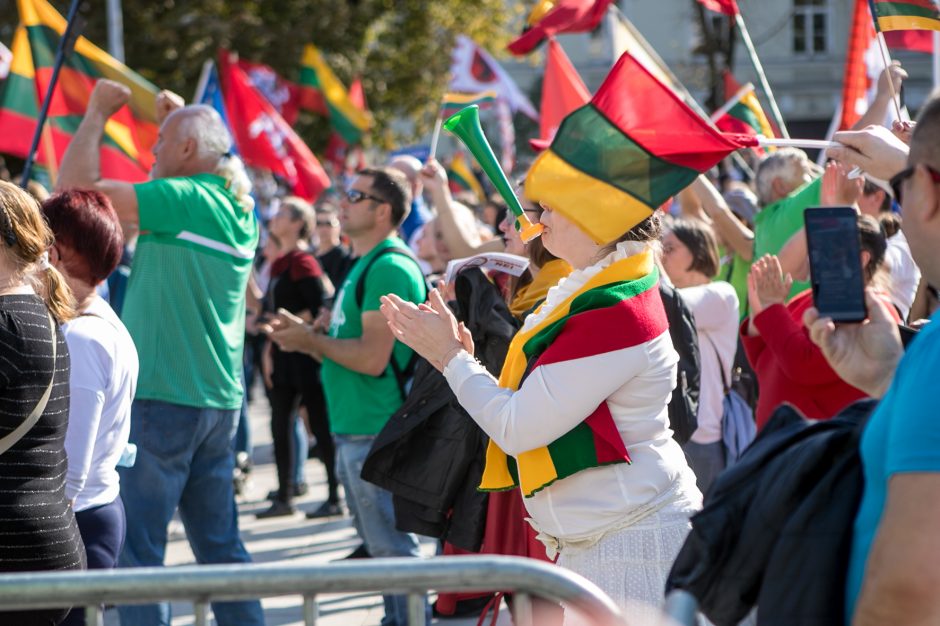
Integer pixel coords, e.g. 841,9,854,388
104,384,511,626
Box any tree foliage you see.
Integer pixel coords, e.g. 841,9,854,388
0,0,522,148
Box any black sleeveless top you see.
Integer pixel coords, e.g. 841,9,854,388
0,294,85,573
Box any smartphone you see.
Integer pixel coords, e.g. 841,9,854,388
804,206,867,323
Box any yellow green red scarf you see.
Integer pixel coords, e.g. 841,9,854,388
480,249,668,497
509,259,573,320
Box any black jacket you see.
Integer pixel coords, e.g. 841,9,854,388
361,269,518,551
667,400,875,626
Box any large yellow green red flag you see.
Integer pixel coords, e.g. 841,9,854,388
0,0,160,181
298,44,372,145
869,0,940,31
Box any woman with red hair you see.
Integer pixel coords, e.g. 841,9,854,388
43,189,139,626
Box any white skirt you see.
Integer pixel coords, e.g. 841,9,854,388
556,493,698,625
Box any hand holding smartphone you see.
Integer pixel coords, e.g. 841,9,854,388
804,206,867,323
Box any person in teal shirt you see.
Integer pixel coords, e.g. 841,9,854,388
806,107,940,624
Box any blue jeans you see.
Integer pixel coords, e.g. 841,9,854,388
117,400,264,626
294,415,307,486
334,435,429,626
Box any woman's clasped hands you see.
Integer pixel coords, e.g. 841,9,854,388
380,288,473,372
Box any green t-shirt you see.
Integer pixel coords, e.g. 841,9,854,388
123,173,258,410
321,237,427,435
717,248,751,320
753,177,821,300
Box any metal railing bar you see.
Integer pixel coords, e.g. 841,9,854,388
302,594,318,625
513,592,533,626
0,557,622,624
194,600,209,626
84,604,103,626
661,589,698,626
407,593,426,626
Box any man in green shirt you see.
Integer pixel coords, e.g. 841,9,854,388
269,166,429,626
57,80,263,626
752,148,822,300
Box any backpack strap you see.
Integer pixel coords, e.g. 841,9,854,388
704,334,730,395
354,246,427,400
0,313,57,456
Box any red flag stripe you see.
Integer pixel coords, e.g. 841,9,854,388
590,53,757,171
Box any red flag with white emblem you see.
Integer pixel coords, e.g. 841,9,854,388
219,53,330,201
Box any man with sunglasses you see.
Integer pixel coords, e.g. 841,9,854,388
812,103,940,624
268,167,429,626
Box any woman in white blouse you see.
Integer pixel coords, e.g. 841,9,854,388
661,218,739,494
381,199,701,621
43,190,139,626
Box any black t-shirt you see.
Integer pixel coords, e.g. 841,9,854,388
317,245,355,294
266,250,327,378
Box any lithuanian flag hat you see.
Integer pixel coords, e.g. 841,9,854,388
524,52,757,244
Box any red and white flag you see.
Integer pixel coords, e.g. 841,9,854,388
219,54,330,201
449,35,538,121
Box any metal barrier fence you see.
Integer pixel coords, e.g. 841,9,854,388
662,590,699,626
0,556,624,626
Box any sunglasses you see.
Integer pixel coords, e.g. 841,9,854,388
316,220,338,227
345,189,386,205
889,164,940,204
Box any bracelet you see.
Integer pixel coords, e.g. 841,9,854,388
439,345,465,371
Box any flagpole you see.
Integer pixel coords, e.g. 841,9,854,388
709,83,754,122
428,115,444,162
193,59,213,104
933,31,940,89
874,33,904,121
20,0,85,188
757,137,839,150
734,12,790,139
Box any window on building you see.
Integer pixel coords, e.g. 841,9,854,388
793,0,829,55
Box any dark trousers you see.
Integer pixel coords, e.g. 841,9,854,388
268,365,337,504
61,496,126,626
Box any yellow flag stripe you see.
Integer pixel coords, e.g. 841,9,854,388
301,44,372,132
9,26,34,79
877,15,940,31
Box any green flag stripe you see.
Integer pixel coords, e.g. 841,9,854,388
327,101,363,144
551,105,699,209
875,1,940,19
298,66,322,89
522,268,659,359
728,102,761,134
0,72,39,117
547,422,600,480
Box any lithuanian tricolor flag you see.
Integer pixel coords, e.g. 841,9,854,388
299,44,372,145
0,0,160,182
440,91,497,118
716,88,774,139
446,151,485,201
524,51,757,245
870,0,940,31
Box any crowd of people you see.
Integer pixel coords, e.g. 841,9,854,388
1,54,940,626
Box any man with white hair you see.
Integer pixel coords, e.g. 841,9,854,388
57,80,264,626
752,147,821,298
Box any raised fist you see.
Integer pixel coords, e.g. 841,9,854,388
155,90,185,126
88,79,131,118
